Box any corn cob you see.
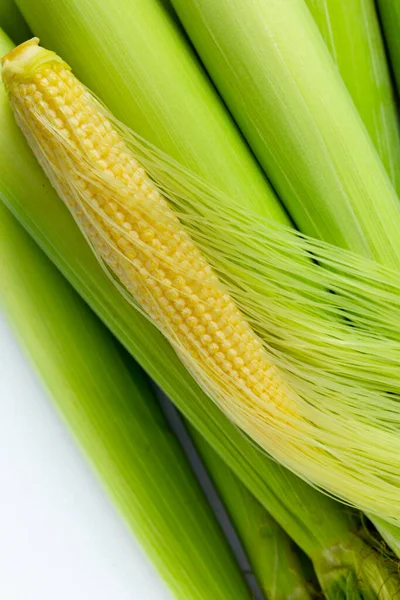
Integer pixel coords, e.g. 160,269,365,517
0,203,253,600
170,0,400,266
305,0,400,194
1,28,397,600
2,37,300,489
0,0,30,44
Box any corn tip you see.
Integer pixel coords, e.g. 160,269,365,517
1,37,40,66
1,38,69,86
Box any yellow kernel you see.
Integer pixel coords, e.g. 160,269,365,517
222,360,232,372
97,159,108,170
215,331,225,342
201,333,213,345
195,325,206,337
112,164,124,177
165,305,175,317
89,149,101,161
224,326,234,338
152,286,164,300
46,86,59,97
220,340,231,352
248,375,258,387
117,237,129,249
187,316,198,328
166,289,179,302
142,229,155,242
174,276,186,289
236,342,247,354
215,352,225,364
175,299,186,311
126,248,137,260
234,357,245,369
207,322,218,335
172,313,183,325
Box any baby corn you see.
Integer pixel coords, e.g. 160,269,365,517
2,39,298,454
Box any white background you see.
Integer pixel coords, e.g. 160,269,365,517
0,314,170,600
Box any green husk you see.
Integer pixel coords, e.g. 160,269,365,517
0,208,252,600
170,0,400,267
305,0,400,557
16,0,286,223
376,1,400,99
0,0,30,43
191,431,314,600
1,15,397,599
305,0,400,194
